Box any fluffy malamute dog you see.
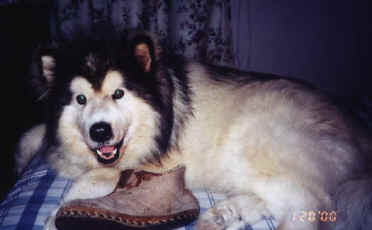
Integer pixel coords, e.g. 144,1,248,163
17,32,372,230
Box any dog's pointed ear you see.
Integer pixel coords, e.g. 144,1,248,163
127,32,161,73
29,44,57,101
135,43,152,72
41,55,56,83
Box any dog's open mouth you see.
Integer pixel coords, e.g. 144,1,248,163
94,139,124,165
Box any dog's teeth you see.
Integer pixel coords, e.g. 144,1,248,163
97,149,102,155
113,148,117,154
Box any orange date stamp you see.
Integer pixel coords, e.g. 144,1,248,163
292,210,337,223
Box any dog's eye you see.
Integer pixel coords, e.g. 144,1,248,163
112,89,124,100
76,94,87,105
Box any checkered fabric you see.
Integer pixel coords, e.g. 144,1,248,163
0,155,277,230
0,155,71,230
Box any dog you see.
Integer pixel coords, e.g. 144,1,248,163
16,32,372,230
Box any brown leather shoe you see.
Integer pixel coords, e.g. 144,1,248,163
55,166,199,230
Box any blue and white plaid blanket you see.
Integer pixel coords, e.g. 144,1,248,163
0,155,277,230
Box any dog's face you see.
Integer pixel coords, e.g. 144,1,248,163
33,33,174,170
63,71,128,165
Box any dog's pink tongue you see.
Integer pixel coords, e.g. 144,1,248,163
100,146,115,154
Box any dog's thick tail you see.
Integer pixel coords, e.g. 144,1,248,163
334,177,372,230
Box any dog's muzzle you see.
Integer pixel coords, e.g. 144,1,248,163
89,122,124,165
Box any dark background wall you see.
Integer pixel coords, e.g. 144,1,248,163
0,0,370,200
0,3,50,200
232,0,370,98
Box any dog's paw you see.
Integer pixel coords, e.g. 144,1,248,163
43,209,58,230
195,195,274,230
196,205,244,230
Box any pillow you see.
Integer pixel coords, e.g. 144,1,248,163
0,155,277,230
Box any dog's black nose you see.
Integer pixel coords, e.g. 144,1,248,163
90,122,113,143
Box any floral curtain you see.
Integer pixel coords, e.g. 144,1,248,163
50,0,235,66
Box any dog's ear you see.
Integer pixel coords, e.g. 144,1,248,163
135,42,152,72
29,44,57,101
127,32,162,73
41,55,55,84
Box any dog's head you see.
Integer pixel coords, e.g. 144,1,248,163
31,32,175,173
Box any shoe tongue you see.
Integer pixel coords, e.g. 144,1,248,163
100,146,115,154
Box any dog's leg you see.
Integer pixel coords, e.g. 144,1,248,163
44,167,121,230
62,167,121,201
